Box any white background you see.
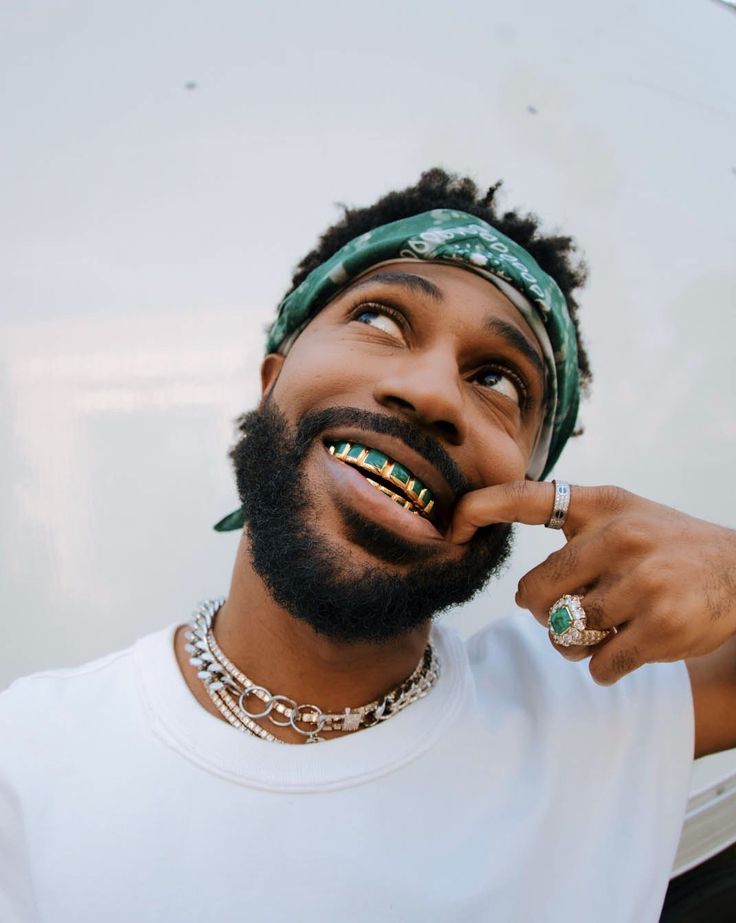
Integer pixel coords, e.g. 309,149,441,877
1,0,735,793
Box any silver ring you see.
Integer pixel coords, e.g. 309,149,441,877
238,685,273,719
546,480,571,530
268,694,298,727
548,595,613,647
290,704,326,736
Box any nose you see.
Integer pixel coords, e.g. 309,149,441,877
372,346,467,445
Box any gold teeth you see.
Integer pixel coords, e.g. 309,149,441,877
328,441,435,518
365,479,420,514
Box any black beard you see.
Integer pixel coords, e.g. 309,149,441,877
229,401,514,644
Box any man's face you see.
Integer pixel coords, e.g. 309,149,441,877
232,261,547,643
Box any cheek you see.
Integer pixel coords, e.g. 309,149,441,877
270,340,367,418
472,429,530,485
465,397,540,485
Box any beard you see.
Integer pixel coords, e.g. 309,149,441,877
229,400,514,644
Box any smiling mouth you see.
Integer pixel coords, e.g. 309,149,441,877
327,441,436,519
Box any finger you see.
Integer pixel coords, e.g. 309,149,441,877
547,615,620,652
523,579,626,634
515,532,614,624
449,481,631,544
566,562,670,635
450,481,557,543
573,565,656,633
548,634,592,661
588,625,646,685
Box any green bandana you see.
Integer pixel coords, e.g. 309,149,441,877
215,209,579,532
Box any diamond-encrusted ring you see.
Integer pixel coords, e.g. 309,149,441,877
545,480,571,530
548,594,613,647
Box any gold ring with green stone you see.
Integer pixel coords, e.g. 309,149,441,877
548,595,613,647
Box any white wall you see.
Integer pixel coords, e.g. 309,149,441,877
2,0,735,711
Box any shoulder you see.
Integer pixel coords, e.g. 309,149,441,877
0,643,137,717
0,631,170,775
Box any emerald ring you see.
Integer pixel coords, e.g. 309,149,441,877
548,595,613,647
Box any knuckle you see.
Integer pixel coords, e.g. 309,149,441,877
604,516,651,553
625,524,656,553
636,561,669,595
589,659,613,685
516,574,537,606
582,598,606,629
596,485,630,515
590,644,640,685
507,479,531,507
651,609,685,641
545,544,580,583
611,647,639,677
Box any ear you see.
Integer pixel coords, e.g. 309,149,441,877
260,353,285,399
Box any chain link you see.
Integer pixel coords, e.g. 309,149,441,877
186,599,440,744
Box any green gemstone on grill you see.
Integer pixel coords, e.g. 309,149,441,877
390,463,410,485
550,606,572,635
409,477,424,497
364,449,389,471
333,444,436,514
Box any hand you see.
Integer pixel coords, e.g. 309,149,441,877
450,482,736,685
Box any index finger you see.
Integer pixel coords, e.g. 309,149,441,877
449,481,628,544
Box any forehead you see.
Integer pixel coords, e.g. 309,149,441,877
338,260,542,351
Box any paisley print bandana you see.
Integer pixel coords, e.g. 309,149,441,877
214,209,580,532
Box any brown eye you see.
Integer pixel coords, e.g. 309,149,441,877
475,368,522,405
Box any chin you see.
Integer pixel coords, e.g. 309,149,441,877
230,400,515,644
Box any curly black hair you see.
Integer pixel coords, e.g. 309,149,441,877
283,167,592,391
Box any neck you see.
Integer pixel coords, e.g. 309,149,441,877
175,533,431,740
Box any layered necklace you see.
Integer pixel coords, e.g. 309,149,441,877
186,599,441,744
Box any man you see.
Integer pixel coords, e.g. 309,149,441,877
1,168,735,922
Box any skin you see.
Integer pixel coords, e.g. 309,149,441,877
451,483,736,758
175,260,736,755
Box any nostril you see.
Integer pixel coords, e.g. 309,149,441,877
434,420,459,442
381,396,460,443
385,396,415,413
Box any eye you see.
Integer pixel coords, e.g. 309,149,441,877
473,367,525,406
351,303,405,339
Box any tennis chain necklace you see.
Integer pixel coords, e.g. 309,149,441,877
186,598,440,744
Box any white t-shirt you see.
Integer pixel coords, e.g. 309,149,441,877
0,614,693,923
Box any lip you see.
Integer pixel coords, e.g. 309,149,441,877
319,426,454,528
321,444,448,544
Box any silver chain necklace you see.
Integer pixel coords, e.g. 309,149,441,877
186,599,440,744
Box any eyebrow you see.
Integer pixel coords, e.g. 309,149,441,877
344,271,546,384
345,271,444,303
484,317,546,382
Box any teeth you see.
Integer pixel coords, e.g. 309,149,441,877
327,441,435,517
365,478,421,515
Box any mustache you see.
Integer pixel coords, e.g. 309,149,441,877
294,406,475,497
